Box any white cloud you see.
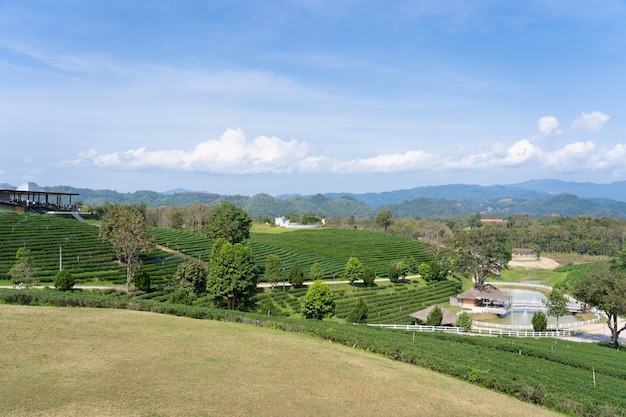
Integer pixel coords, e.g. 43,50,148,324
501,139,541,165
536,116,561,138
542,141,596,171
329,150,439,173
571,111,610,132
62,114,626,179
64,128,311,175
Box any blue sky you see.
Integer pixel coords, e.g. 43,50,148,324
1,1,626,196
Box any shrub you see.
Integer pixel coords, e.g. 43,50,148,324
300,280,335,319
455,312,472,331
418,263,433,280
363,267,376,287
259,298,283,316
426,306,443,326
532,311,548,332
168,289,196,305
54,269,75,291
134,270,151,292
388,262,401,283
347,298,368,323
288,262,305,287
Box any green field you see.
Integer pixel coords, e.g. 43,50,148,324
0,304,571,417
1,291,624,417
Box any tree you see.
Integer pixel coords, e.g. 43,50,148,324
347,298,368,323
9,247,37,287
300,280,335,319
205,201,252,244
418,262,433,280
170,211,184,229
264,254,282,288
455,312,473,331
449,226,511,290
344,256,365,284
543,285,569,333
206,238,258,310
426,306,443,326
54,269,75,291
288,262,305,287
363,266,376,287
134,270,151,292
172,261,207,296
309,262,324,281
573,262,626,348
375,209,393,233
388,261,401,283
100,204,154,292
531,311,548,332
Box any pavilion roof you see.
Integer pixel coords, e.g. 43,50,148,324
409,305,458,326
456,283,512,301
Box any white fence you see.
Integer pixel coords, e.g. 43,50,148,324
472,314,600,331
490,281,585,312
367,324,469,333
366,323,580,338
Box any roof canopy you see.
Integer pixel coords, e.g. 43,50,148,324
410,305,458,326
17,182,46,192
456,283,512,301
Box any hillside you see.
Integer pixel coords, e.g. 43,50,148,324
0,304,563,417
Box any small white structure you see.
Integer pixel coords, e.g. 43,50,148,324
274,216,322,229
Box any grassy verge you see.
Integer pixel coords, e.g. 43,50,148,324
0,304,562,417
1,289,625,416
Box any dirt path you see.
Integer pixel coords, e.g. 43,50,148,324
508,256,560,269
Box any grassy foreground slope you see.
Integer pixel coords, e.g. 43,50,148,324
0,304,561,417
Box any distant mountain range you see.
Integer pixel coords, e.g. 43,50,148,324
41,179,626,219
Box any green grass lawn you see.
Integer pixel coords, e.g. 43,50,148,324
0,304,563,417
498,268,568,286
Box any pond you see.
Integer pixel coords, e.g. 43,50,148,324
496,287,578,327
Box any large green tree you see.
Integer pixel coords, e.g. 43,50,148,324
206,238,258,310
264,254,282,288
172,261,207,296
9,247,37,287
573,262,626,348
205,201,252,244
449,226,511,290
300,280,335,319
100,204,154,292
344,256,365,284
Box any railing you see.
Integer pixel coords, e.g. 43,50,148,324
367,324,468,333
366,323,581,337
491,281,585,312
471,328,580,337
472,313,601,331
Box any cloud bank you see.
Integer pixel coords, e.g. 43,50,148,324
64,112,622,177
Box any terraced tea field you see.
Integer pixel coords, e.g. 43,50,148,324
252,279,461,323
0,212,183,286
151,226,431,279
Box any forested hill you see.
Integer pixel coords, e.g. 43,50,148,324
43,180,626,219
